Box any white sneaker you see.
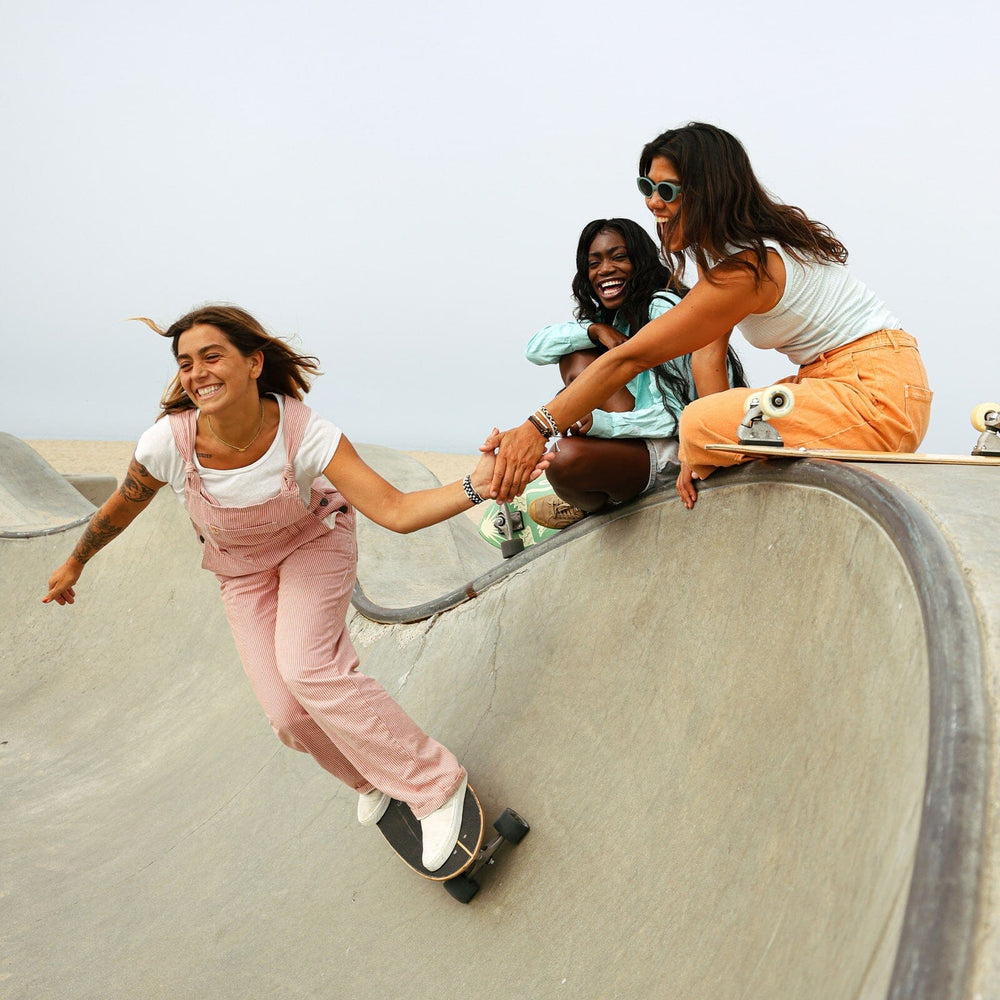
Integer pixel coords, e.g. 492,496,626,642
420,776,467,871
357,788,390,826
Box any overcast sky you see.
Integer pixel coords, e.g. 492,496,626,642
3,0,997,457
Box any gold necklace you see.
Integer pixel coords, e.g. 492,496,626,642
207,402,265,453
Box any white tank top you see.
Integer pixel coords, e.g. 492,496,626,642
736,241,902,365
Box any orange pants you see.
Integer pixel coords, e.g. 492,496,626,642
678,330,933,478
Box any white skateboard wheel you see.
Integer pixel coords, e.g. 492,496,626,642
759,384,795,419
971,402,1000,433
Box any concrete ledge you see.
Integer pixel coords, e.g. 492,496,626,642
63,473,117,507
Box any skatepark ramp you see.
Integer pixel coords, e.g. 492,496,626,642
2,440,996,999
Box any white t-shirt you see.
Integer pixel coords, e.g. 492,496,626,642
135,395,343,508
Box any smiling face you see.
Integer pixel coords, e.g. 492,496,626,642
642,155,685,252
176,323,262,412
587,229,634,311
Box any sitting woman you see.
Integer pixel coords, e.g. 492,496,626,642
524,217,746,528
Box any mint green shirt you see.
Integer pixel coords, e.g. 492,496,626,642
525,292,691,439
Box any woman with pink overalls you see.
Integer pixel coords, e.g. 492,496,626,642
43,305,495,872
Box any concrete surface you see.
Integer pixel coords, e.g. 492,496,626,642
2,441,996,1000
0,433,96,537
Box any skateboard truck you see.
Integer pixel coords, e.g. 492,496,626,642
443,808,530,903
971,402,1000,456
491,503,525,559
736,385,796,446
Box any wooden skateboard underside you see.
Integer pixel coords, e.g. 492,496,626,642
707,443,1000,466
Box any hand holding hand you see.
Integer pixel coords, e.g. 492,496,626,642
469,428,500,498
489,421,548,503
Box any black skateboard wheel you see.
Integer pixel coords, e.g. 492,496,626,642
493,808,530,844
445,874,480,903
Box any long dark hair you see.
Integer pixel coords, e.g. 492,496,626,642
639,122,848,286
132,305,322,416
570,218,746,412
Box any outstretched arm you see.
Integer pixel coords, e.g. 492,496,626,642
43,457,166,605
323,431,499,534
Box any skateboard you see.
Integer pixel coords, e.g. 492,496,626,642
376,784,529,903
707,443,1000,466
712,392,1000,464
478,472,559,558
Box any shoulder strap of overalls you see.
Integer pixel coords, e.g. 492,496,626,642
279,395,313,464
167,409,199,468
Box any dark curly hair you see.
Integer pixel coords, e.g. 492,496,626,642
570,219,745,412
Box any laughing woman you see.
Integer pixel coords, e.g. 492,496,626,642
523,217,746,529
43,305,499,873
491,123,932,507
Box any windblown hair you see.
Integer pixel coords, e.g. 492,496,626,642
638,123,848,286
570,218,746,413
132,305,322,417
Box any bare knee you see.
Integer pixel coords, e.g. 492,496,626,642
542,437,591,491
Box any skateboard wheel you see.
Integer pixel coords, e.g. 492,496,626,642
445,874,480,904
743,393,761,415
493,808,530,845
760,384,795,419
971,402,1000,433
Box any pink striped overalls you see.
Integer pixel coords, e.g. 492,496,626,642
169,397,465,819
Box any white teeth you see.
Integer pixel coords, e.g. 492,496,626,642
197,385,222,398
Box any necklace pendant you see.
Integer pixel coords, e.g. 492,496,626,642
207,402,266,453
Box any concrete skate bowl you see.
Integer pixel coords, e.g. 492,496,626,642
1,446,989,1000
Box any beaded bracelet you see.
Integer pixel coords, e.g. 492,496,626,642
538,405,560,436
463,474,486,505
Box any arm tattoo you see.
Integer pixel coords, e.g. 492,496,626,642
73,512,125,564
119,459,158,503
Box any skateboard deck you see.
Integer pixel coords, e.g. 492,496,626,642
478,472,559,551
378,784,485,882
707,443,1000,466
377,784,529,902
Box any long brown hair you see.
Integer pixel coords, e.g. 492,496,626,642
132,305,322,416
638,123,848,286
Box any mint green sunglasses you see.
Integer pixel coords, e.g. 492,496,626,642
636,176,682,203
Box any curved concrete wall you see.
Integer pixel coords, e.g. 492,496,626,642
1,447,990,999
